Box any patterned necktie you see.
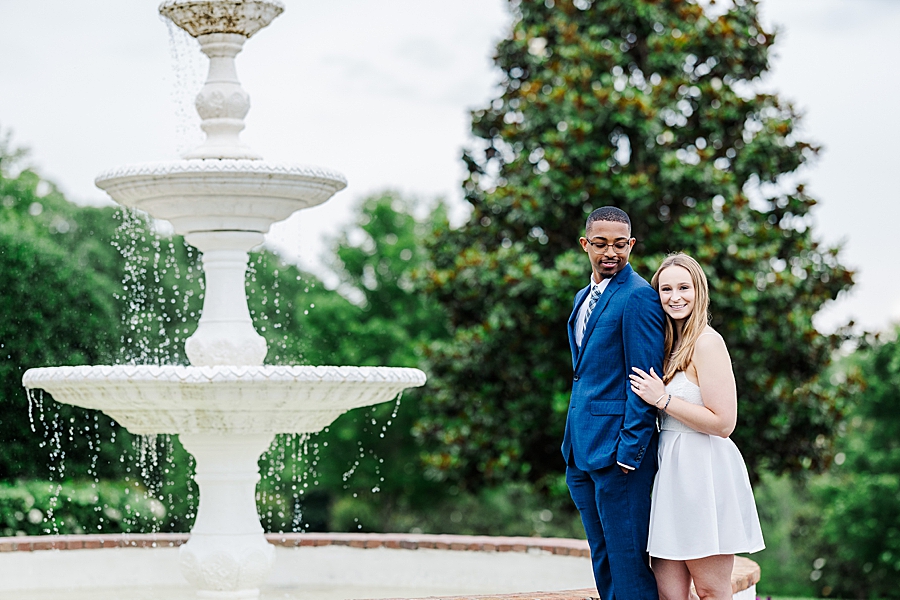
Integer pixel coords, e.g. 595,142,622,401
581,285,603,337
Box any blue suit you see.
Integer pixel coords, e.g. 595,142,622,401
562,263,665,600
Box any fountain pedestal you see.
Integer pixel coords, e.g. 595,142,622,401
183,232,267,366
179,433,276,597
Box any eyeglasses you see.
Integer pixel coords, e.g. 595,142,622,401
584,239,633,253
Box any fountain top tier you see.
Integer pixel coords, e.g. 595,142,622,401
159,0,285,38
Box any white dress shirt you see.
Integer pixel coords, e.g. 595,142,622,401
575,275,611,347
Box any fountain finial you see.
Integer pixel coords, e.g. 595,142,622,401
159,0,285,160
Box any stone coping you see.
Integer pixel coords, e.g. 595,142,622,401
0,532,590,555
0,532,760,597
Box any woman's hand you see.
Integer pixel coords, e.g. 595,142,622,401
629,367,666,407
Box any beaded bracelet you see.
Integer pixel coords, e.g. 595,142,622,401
662,394,672,412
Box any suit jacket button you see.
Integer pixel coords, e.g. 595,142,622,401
573,375,580,381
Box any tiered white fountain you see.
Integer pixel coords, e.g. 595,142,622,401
22,1,425,598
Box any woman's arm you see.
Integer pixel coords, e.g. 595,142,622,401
629,332,737,438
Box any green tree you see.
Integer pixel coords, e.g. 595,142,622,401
749,471,819,597
803,332,900,599
326,192,450,368
0,132,131,481
256,192,454,533
418,0,852,493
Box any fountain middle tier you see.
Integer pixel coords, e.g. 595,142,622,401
22,365,426,435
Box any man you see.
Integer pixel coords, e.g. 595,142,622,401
562,206,665,600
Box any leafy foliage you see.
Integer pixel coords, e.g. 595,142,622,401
256,192,454,533
0,134,130,481
0,479,169,536
749,472,818,597
419,0,852,492
327,192,450,368
805,332,900,598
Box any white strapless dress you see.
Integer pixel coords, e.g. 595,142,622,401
647,371,765,560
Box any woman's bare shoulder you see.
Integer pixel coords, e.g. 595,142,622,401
695,327,729,359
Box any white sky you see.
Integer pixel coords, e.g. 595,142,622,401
0,0,897,334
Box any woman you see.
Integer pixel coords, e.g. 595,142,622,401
629,253,764,600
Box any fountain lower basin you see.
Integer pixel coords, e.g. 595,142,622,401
22,365,427,597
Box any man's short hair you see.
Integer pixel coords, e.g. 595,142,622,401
585,206,631,235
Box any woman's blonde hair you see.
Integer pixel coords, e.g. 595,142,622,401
650,253,710,383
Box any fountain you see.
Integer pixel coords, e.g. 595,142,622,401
21,1,426,597
10,2,762,598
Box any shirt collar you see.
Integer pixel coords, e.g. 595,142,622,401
589,274,611,293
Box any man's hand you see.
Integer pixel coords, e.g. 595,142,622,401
620,466,630,474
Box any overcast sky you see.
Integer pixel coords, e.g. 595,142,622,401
1,0,897,334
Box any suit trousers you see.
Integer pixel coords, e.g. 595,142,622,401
566,462,659,600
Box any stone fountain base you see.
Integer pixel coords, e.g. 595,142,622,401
0,533,760,599
22,365,427,597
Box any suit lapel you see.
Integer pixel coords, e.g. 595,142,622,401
569,285,590,367
574,264,633,371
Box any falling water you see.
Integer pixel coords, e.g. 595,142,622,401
26,389,60,534
86,413,105,530
254,390,405,533
44,403,67,535
25,388,66,535
112,207,202,366
259,432,321,533
26,388,41,435
123,434,193,533
163,17,205,156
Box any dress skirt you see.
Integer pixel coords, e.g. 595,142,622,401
647,429,766,560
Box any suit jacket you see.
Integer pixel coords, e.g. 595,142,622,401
561,263,665,472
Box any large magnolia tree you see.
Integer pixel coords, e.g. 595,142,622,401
416,0,853,491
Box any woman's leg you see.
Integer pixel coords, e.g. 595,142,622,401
650,557,693,600
685,554,734,600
